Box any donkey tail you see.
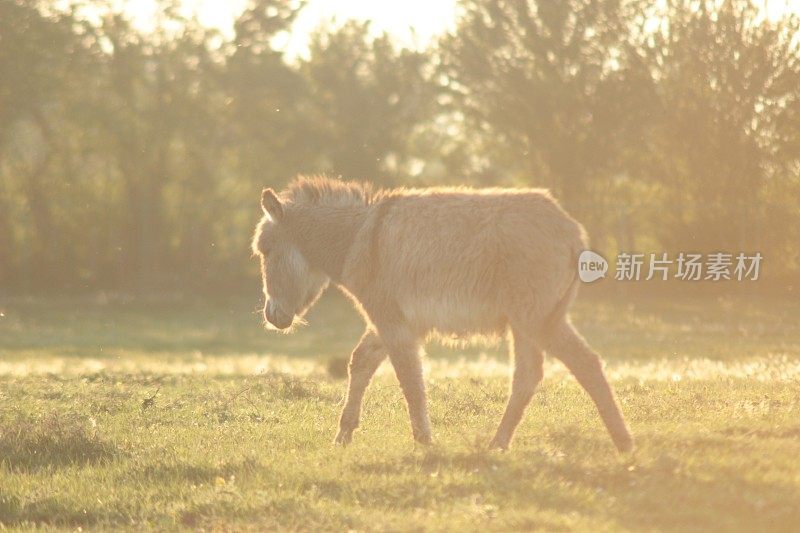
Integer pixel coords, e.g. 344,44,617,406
541,249,581,335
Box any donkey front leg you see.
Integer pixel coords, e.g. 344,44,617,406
489,327,544,450
379,327,431,444
335,329,386,445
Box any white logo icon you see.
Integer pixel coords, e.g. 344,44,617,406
578,250,608,283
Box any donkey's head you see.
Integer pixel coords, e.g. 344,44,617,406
252,188,329,330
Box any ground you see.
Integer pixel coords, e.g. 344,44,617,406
1,291,799,531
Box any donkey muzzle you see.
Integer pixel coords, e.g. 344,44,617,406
265,299,294,330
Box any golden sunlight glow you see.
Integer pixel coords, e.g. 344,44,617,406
4,353,799,382
118,0,457,56
764,0,797,20
109,0,798,61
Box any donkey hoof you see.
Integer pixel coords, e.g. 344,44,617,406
488,436,510,451
334,429,354,446
614,434,635,455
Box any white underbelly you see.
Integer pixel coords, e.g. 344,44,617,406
399,296,506,337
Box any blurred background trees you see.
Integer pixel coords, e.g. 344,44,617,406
440,0,648,244
0,0,798,293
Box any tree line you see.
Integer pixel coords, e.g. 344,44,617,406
1,0,798,293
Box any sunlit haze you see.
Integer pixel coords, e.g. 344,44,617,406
109,0,799,59
117,0,458,57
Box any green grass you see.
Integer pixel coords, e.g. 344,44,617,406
1,292,799,531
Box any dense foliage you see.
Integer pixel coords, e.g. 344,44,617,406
1,0,798,292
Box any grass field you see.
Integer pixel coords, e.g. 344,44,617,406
1,291,799,531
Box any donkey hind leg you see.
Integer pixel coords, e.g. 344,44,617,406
489,328,544,450
381,329,431,444
335,330,387,445
544,318,634,453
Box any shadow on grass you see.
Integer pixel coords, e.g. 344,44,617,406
0,413,118,472
346,429,800,530
0,493,118,529
131,456,264,485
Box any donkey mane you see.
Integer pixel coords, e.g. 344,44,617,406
281,175,382,209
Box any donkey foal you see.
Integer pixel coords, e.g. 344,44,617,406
252,176,633,453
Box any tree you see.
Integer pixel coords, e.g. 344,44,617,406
642,0,800,271
440,0,642,222
224,0,309,184
0,0,92,288
300,21,436,183
85,4,228,289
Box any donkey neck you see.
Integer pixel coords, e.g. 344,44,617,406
285,203,369,282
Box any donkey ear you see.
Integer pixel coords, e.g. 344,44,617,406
261,188,284,220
